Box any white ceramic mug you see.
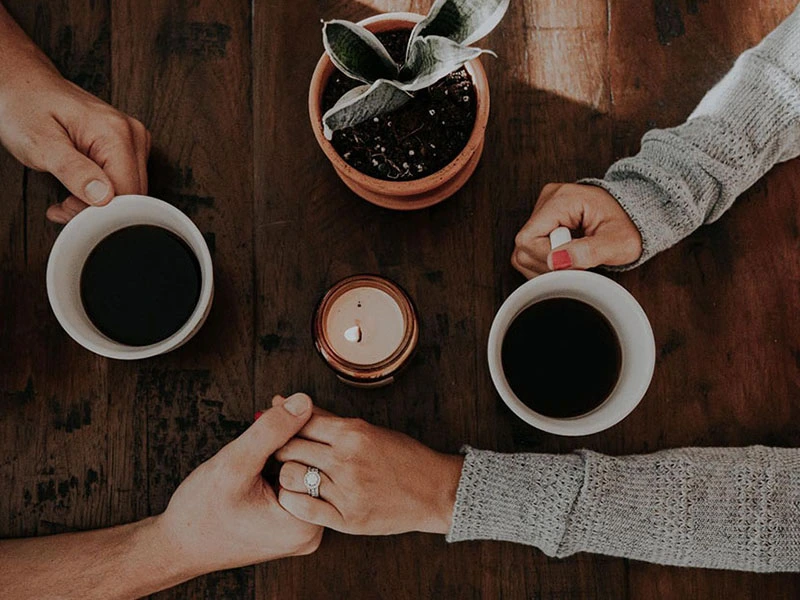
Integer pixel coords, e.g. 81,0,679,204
46,195,214,360
488,228,655,436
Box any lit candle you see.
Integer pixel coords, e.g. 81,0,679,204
314,275,419,387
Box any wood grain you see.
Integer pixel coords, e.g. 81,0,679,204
1,0,799,597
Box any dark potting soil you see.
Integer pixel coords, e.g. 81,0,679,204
321,29,477,181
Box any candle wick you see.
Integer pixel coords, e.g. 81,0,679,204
344,325,362,343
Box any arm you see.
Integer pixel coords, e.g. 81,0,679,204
448,445,800,572
0,519,193,599
582,5,800,267
0,395,323,599
273,408,800,573
0,2,149,223
512,6,800,277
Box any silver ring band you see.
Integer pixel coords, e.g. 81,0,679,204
304,466,321,498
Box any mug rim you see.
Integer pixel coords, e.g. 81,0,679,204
46,195,214,360
487,270,655,436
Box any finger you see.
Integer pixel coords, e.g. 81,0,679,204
271,395,339,440
511,248,545,279
44,142,114,207
271,395,336,416
45,205,70,224
516,236,552,263
229,393,313,474
91,123,142,196
278,489,345,530
63,195,89,215
280,461,337,500
274,438,333,471
547,237,615,271
512,245,547,271
130,119,150,193
516,194,584,246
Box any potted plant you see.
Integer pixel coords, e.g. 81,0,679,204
308,0,510,210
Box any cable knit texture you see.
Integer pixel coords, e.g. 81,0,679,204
580,5,800,268
448,446,800,572
447,9,800,572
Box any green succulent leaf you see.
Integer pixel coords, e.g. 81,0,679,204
409,0,510,50
322,80,412,139
323,20,400,83
400,35,492,91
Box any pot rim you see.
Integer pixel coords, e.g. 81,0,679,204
308,12,490,196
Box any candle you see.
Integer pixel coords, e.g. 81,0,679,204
313,275,419,387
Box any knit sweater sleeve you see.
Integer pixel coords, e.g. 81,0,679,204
447,446,800,572
580,6,800,267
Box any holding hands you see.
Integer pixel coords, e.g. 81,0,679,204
156,394,322,575
273,398,464,536
512,183,643,278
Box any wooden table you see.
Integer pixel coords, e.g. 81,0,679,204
2,1,799,598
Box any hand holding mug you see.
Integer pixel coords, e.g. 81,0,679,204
0,10,150,223
512,183,643,278
155,394,323,576
274,400,464,536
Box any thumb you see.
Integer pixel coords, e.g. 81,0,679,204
44,142,115,206
233,393,313,472
548,237,611,271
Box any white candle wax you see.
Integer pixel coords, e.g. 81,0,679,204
325,287,406,365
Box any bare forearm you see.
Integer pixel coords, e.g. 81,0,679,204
0,516,200,599
0,3,58,83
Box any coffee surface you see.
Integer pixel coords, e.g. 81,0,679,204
80,225,201,346
501,298,621,418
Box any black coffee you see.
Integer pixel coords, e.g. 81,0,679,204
80,225,201,346
501,298,621,418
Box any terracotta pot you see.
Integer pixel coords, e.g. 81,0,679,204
308,12,491,211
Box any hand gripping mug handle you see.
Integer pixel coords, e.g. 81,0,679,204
549,226,572,251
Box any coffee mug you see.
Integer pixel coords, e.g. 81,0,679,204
46,195,214,360
488,227,655,436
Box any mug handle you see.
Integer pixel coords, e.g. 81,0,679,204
549,226,572,250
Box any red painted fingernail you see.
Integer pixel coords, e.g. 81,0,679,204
254,411,263,421
551,250,572,271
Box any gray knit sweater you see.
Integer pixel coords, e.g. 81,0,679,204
447,7,800,572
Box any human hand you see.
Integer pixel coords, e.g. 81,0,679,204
274,402,464,536
512,183,643,278
0,40,150,224
152,393,323,576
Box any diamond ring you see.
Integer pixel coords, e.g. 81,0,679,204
304,466,321,498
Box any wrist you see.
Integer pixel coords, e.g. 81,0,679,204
139,514,207,585
420,453,464,535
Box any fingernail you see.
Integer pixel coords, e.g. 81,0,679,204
551,250,572,271
283,394,310,416
254,411,263,421
85,180,110,205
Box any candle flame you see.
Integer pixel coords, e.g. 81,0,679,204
344,325,362,343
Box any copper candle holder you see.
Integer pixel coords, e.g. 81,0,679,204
313,274,419,387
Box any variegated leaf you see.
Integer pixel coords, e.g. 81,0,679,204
409,0,510,50
323,20,399,83
322,80,412,139
400,35,493,91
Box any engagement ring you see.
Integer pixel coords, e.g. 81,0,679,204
304,466,321,498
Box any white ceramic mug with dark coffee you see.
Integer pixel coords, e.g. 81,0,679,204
488,228,655,436
47,195,214,360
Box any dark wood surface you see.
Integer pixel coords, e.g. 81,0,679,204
2,0,799,598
